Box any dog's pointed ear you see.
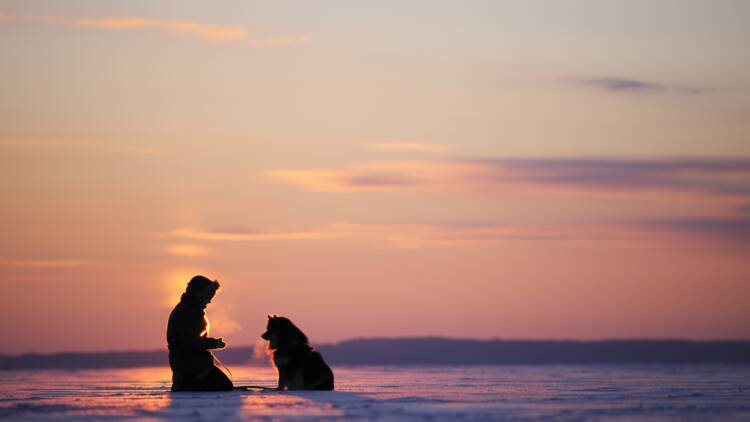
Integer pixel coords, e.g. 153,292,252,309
267,313,277,320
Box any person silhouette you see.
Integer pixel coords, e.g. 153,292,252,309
166,275,233,391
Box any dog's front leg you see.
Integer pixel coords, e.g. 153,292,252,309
289,369,305,390
274,355,291,390
276,366,290,390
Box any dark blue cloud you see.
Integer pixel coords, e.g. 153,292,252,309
582,77,664,92
484,158,750,244
642,217,750,244
335,158,750,197
471,158,750,196
577,77,707,95
345,173,418,186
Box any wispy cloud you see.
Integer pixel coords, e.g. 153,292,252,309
167,222,597,249
0,10,309,46
368,142,454,153
575,77,707,95
168,217,750,249
168,218,750,250
582,77,665,92
168,227,342,242
267,160,484,192
640,217,750,245
166,244,208,257
265,158,750,246
267,158,750,196
481,158,750,195
75,17,241,43
0,259,90,268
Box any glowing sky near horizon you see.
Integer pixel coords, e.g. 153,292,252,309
1,1,749,354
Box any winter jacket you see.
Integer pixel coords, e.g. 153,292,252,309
166,293,223,375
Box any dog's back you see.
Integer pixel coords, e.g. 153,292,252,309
303,348,334,390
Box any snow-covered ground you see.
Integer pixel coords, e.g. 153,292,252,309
1,365,749,420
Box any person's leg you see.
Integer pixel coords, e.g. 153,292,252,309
197,366,233,391
171,371,200,392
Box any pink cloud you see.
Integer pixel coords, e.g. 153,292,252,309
0,259,90,268
167,222,651,249
73,17,249,42
266,158,750,199
0,10,309,46
264,158,750,246
166,244,208,257
72,17,309,45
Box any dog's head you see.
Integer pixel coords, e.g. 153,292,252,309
261,314,309,349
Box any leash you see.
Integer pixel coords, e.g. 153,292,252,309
235,385,276,391
214,354,233,382
215,354,275,390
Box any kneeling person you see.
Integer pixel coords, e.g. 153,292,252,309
167,275,233,391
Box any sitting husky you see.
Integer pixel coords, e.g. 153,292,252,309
261,314,334,390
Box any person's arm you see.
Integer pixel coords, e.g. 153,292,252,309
203,337,226,349
177,312,216,351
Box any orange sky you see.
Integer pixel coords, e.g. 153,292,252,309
1,1,749,354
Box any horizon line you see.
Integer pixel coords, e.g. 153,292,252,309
5,336,750,357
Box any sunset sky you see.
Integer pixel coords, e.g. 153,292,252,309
1,1,749,354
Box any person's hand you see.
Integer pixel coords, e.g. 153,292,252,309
215,338,226,349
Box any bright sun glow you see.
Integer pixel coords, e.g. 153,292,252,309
163,269,202,308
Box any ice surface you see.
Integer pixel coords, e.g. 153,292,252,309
1,365,749,420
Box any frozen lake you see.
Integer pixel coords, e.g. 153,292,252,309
1,365,749,420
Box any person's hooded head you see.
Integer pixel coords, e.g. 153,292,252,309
183,275,220,307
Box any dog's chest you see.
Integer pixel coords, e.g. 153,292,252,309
273,349,310,369
273,353,291,367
